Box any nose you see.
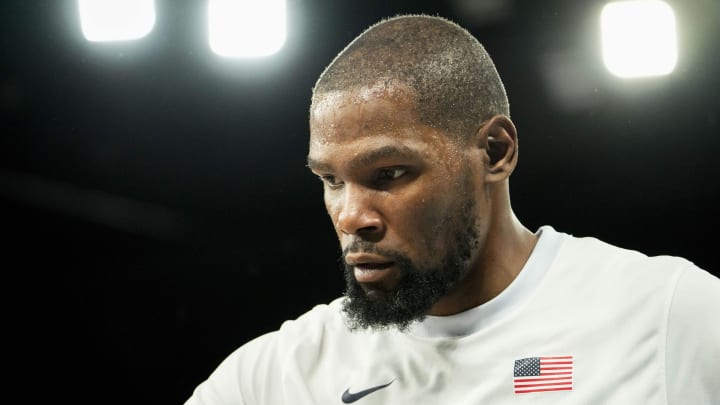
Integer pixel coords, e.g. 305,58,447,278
334,185,384,238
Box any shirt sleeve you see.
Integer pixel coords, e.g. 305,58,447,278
184,332,279,405
665,265,720,405
184,346,247,405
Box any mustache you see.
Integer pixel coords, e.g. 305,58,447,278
341,240,412,266
342,240,381,256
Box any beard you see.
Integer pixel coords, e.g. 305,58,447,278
340,189,479,332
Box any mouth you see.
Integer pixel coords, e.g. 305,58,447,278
346,255,396,283
353,263,395,283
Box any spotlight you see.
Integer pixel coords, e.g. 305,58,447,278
78,0,156,42
208,0,286,58
601,0,678,78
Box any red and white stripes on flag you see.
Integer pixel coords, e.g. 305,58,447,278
513,355,573,394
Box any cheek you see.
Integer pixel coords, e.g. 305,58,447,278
396,190,461,252
399,171,476,257
323,193,335,215
323,192,342,231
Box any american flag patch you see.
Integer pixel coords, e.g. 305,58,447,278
513,355,573,394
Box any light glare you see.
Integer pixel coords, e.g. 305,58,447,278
208,0,286,58
601,0,678,78
78,0,155,42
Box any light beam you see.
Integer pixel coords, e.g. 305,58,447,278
601,0,678,78
208,0,286,58
78,0,156,42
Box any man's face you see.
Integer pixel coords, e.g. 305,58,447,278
307,84,485,331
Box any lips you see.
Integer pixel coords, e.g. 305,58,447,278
345,254,396,283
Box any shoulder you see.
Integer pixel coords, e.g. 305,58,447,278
185,298,348,405
278,297,346,334
554,229,719,331
557,231,695,280
544,230,706,317
241,297,348,360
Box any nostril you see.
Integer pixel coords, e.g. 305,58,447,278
357,225,379,234
356,224,383,242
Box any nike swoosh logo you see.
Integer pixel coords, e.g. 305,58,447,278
341,380,394,403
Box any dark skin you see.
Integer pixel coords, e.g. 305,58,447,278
308,82,537,316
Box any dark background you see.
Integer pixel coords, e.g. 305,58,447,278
2,1,718,404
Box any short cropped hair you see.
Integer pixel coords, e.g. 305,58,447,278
312,14,510,141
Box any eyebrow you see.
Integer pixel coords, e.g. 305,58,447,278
307,144,423,172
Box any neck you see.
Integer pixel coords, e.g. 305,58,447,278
428,189,537,316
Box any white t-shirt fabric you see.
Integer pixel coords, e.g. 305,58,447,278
185,226,720,404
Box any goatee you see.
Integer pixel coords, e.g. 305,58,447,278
341,199,478,331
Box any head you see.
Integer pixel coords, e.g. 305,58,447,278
307,15,518,331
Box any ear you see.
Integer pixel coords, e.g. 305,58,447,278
478,115,518,183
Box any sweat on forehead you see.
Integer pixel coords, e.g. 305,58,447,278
311,83,433,142
316,79,416,105
310,81,419,135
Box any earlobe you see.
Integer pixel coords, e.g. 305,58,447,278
482,115,518,182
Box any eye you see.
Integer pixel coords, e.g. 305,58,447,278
376,167,407,182
320,175,344,189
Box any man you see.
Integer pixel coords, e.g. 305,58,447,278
186,15,719,404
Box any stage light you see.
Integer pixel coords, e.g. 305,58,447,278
78,0,156,42
208,0,286,58
601,0,678,78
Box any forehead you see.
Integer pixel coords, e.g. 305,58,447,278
310,82,419,142
308,84,460,171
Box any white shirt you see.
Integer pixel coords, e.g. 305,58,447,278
185,226,720,404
